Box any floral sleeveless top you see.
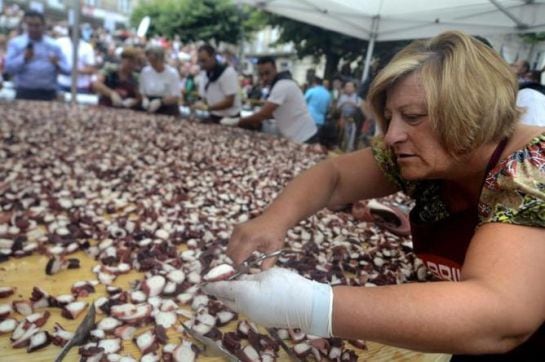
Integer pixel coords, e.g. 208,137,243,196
371,133,545,227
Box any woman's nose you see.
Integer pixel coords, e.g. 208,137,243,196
384,116,407,146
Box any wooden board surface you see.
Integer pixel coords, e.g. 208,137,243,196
0,251,451,361
0,102,450,361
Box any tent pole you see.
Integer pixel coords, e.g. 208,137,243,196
237,0,244,71
362,16,379,82
488,0,527,29
70,0,81,105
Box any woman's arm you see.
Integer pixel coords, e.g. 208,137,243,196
227,148,399,265
91,74,114,98
238,101,277,128
263,148,399,229
161,95,179,105
208,94,235,111
333,223,545,354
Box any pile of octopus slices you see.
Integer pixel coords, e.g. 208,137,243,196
0,102,422,360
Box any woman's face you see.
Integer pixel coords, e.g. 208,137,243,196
383,72,453,180
146,54,164,72
343,82,355,94
121,57,137,72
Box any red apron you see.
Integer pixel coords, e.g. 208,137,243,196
409,138,544,361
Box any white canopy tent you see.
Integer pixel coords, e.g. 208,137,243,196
239,0,545,79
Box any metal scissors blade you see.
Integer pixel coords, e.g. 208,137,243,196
227,249,297,281
54,302,96,362
266,327,303,362
181,323,238,361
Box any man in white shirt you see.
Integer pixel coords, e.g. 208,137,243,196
57,27,96,93
195,44,241,123
518,88,545,126
234,56,317,143
510,59,530,84
517,70,545,126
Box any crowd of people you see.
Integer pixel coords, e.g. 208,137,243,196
0,7,379,150
0,7,543,149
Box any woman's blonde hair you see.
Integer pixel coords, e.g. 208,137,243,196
121,47,140,60
368,31,520,155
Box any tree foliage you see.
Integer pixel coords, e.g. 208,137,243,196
264,14,410,81
264,13,368,80
520,32,545,44
131,0,265,45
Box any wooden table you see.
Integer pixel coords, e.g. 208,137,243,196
0,251,450,361
1,102,451,361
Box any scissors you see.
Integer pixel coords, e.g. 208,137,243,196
181,323,238,361
226,249,300,281
182,322,302,362
199,249,303,360
266,327,303,362
54,303,96,362
226,250,304,361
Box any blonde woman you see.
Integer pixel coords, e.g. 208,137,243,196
204,31,545,360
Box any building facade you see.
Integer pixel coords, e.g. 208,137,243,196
2,0,140,29
241,25,326,86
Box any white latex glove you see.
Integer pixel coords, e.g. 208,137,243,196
148,98,162,113
122,98,138,108
203,267,333,337
220,117,240,127
110,91,123,107
142,97,150,110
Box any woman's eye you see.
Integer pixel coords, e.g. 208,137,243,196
403,114,425,123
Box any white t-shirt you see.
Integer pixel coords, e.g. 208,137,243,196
517,88,545,126
198,66,241,117
268,79,317,143
57,37,96,89
139,65,181,98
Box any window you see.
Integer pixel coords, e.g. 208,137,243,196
118,0,132,13
47,0,65,8
83,0,100,6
